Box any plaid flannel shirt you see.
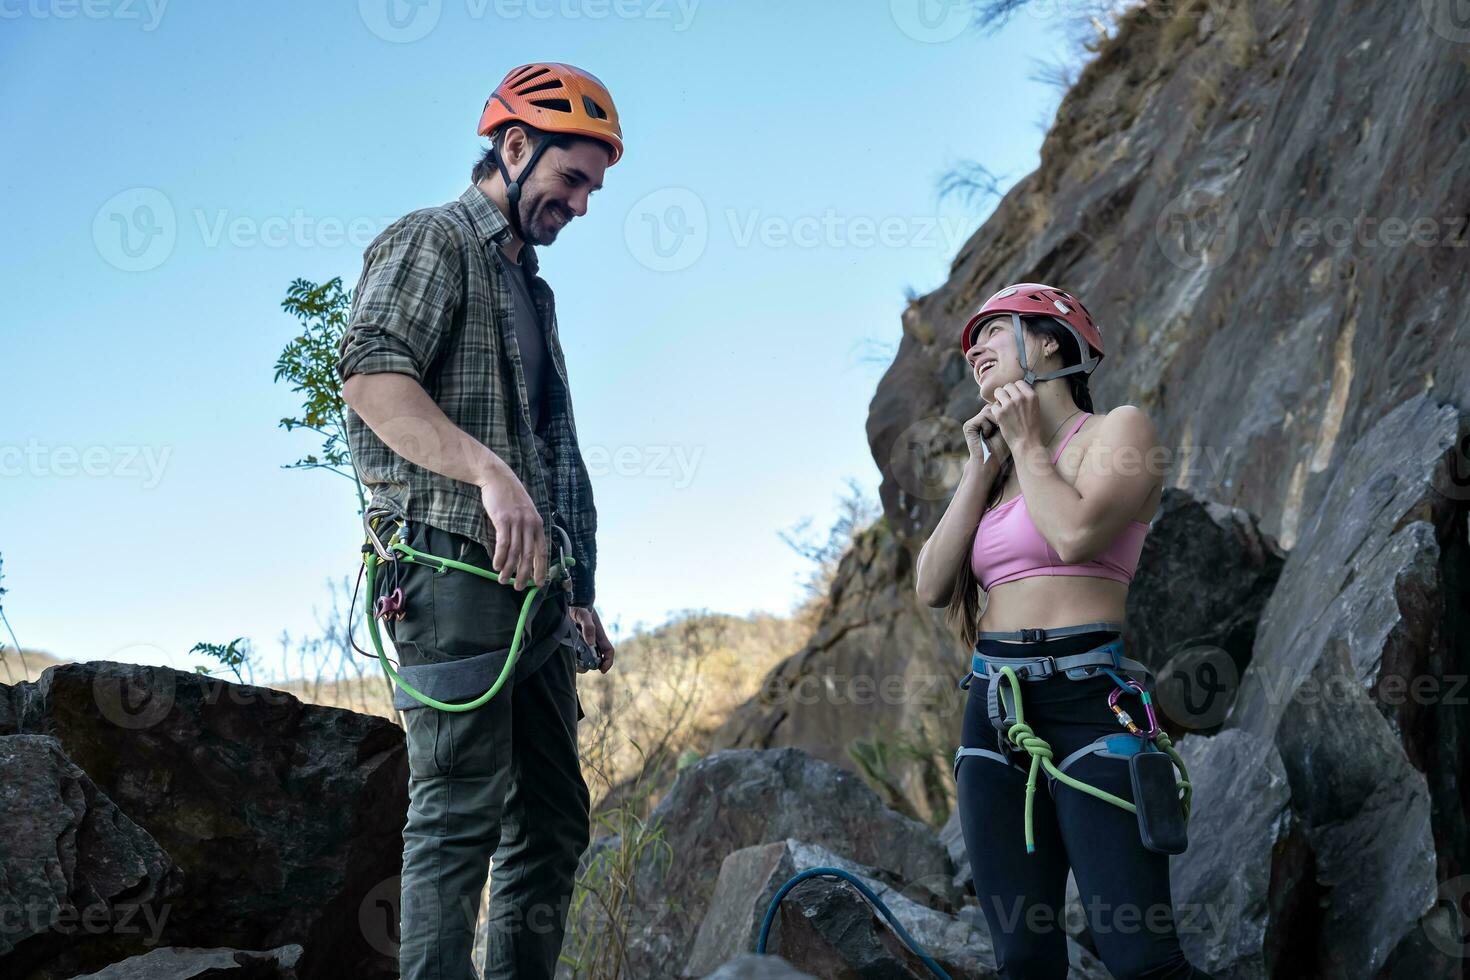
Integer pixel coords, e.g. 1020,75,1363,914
337,184,598,607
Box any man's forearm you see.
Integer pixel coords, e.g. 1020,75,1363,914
342,372,508,488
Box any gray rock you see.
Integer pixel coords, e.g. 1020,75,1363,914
67,943,302,979
1169,729,1299,980
0,662,407,980
620,747,960,978
0,735,178,976
1222,396,1466,977
702,953,816,979
686,839,993,978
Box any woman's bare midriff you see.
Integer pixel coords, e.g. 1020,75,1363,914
976,412,1159,645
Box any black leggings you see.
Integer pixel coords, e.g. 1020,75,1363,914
957,630,1216,980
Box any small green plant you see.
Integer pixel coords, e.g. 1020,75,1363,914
0,553,29,684
191,637,253,684
275,276,366,514
848,719,957,830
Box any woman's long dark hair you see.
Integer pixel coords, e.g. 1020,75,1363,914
944,315,1096,649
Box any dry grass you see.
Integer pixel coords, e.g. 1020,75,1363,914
0,648,66,685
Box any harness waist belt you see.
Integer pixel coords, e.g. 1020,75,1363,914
957,637,1155,690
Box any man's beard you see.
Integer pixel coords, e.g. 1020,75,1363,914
521,194,566,246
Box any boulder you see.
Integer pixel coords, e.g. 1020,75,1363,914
66,943,302,979
619,747,959,978
1219,396,1468,977
0,662,408,980
686,839,992,978
0,735,178,978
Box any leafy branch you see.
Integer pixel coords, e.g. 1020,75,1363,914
275,276,366,515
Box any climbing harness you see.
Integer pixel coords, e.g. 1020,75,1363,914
359,509,602,712
952,624,1193,855
757,867,951,979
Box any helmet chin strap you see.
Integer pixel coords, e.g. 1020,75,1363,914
1012,312,1101,385
493,132,562,244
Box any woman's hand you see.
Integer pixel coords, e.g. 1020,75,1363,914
963,404,1010,467
988,381,1045,457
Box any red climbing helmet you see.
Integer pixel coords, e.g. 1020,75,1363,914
959,282,1105,385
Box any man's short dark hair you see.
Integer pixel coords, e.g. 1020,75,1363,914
470,121,611,184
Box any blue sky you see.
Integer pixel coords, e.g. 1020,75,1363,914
1,0,1074,678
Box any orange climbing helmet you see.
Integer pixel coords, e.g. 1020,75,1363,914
959,282,1104,385
476,62,624,165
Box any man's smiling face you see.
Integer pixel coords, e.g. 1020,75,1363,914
516,138,610,246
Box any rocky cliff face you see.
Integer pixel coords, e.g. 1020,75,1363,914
712,0,1470,975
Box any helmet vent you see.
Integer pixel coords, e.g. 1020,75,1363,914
511,66,551,86
582,95,609,120
531,98,573,113
1053,300,1071,314
517,79,564,96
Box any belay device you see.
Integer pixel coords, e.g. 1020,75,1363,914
359,510,602,712
952,627,1193,856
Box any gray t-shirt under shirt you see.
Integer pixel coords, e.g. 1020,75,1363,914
502,249,548,434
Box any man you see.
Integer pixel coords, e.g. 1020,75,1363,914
337,62,620,980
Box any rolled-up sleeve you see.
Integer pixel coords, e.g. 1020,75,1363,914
338,216,463,384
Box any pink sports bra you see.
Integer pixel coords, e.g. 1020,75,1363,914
970,412,1150,591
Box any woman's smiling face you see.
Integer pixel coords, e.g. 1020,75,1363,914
965,315,1014,399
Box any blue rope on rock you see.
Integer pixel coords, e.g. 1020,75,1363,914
755,866,952,979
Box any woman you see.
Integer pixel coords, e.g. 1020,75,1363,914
915,283,1214,979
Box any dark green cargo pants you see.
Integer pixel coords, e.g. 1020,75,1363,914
378,519,590,980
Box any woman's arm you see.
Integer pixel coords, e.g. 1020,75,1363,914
915,455,1002,607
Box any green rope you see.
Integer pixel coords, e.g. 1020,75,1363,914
363,524,574,713
993,665,1193,854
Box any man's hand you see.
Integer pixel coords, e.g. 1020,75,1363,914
477,463,547,591
569,605,615,674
